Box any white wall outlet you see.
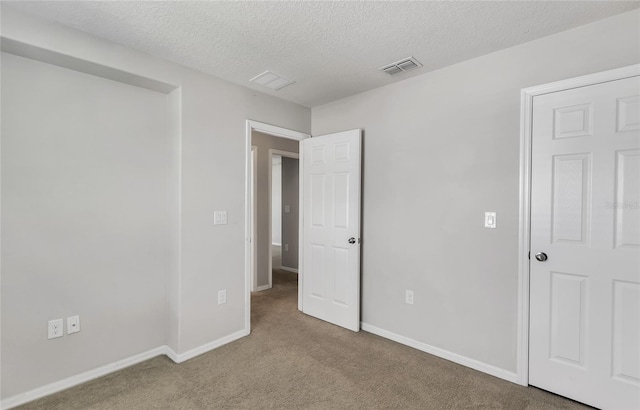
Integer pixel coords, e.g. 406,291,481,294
484,212,497,228
405,290,414,305
284,205,291,213
218,289,227,305
67,315,80,334
48,319,64,339
284,243,289,252
214,211,227,225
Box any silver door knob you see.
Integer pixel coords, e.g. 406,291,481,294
348,237,356,244
535,252,548,262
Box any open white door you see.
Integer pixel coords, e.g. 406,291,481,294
529,75,640,409
301,129,361,331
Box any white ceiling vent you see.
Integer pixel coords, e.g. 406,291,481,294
379,57,423,76
249,70,295,90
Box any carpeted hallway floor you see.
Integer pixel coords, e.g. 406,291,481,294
18,269,588,409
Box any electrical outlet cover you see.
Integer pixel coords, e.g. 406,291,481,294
405,290,414,305
48,319,64,339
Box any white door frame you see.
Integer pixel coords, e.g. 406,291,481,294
245,120,310,331
516,64,640,386
251,146,257,292
267,149,300,290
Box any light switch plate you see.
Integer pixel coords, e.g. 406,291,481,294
214,211,227,225
284,205,291,213
485,212,497,228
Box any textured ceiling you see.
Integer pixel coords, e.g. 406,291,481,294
4,1,639,107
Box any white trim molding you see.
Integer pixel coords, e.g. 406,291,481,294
251,146,258,292
247,121,309,141
1,329,250,410
280,266,299,274
361,322,518,383
517,64,640,387
1,347,167,410
165,328,249,364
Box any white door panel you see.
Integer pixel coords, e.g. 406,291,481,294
530,76,640,409
302,130,361,331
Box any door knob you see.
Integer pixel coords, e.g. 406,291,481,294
535,252,548,262
348,237,356,244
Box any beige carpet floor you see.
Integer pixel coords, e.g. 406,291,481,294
18,269,589,409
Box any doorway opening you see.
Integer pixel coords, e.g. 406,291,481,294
251,136,299,294
245,121,309,331
270,151,300,284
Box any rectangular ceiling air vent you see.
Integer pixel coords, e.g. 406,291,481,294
379,57,423,76
249,70,295,90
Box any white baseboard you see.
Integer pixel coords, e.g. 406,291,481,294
255,284,271,292
167,328,249,363
1,346,167,410
1,329,250,409
280,266,298,273
360,322,518,384
164,345,179,363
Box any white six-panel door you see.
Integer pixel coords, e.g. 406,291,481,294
301,129,361,332
529,76,640,409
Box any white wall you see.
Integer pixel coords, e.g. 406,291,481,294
271,156,282,245
312,9,640,374
0,7,310,402
1,52,170,399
